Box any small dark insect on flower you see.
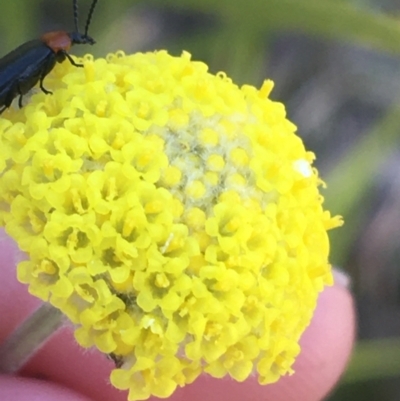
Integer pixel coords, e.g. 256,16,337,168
108,353,124,368
0,0,99,114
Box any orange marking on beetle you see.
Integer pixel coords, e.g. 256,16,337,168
41,31,72,53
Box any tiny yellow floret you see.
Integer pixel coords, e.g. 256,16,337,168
0,50,342,401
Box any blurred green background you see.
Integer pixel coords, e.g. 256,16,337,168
2,0,400,400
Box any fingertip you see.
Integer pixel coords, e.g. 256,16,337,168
21,327,126,401
0,375,93,401
0,231,41,344
252,276,356,401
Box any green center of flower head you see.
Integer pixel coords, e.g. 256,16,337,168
0,50,342,400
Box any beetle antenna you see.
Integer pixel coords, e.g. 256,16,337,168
84,0,99,36
73,0,79,33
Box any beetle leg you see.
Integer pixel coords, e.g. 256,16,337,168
0,84,15,111
4,89,15,110
62,51,84,68
16,84,24,108
39,74,52,95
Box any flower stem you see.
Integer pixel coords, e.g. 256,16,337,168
0,303,65,373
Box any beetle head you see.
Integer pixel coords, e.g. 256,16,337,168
68,31,95,46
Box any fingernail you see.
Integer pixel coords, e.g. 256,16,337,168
333,267,351,289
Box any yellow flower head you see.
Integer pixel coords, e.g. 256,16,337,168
0,50,342,400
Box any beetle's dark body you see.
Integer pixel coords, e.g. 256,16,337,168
0,40,60,111
0,0,98,114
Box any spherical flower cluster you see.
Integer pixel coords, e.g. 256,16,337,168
0,50,342,400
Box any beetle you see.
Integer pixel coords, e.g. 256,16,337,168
0,0,99,114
